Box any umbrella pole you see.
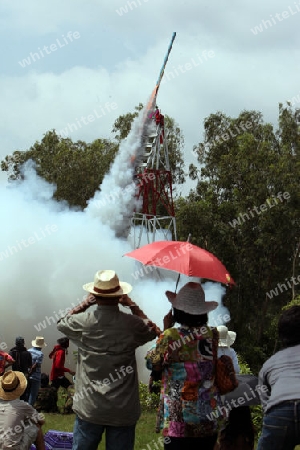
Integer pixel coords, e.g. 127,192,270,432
175,234,191,292
175,273,180,293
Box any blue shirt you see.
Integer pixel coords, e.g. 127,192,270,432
28,347,44,381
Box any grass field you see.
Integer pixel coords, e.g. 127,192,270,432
43,411,159,450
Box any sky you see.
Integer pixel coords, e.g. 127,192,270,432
1,0,300,186
0,0,299,377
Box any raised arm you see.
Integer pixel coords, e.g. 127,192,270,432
119,294,162,336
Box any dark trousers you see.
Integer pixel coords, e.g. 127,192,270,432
51,376,72,389
164,435,218,450
21,376,31,401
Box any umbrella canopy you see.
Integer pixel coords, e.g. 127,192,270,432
125,241,235,285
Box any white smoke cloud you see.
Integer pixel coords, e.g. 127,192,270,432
204,281,230,327
85,93,156,237
0,161,136,373
85,111,142,235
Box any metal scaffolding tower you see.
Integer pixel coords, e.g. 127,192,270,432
131,108,177,248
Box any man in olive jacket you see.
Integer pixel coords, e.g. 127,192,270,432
57,269,160,450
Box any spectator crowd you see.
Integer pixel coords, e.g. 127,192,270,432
1,268,299,450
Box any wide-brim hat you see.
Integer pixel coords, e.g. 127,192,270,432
217,325,236,347
31,336,47,348
166,281,218,315
83,269,132,297
0,371,27,401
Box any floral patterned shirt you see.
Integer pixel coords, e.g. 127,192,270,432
146,324,223,438
0,351,14,376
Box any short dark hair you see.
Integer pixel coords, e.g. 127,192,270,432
278,305,300,347
173,308,208,327
15,336,24,346
219,406,254,447
41,373,49,388
57,337,69,348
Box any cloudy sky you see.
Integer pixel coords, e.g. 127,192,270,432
1,0,300,187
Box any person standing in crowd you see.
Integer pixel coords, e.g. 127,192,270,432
217,325,240,374
49,337,75,389
27,336,47,407
215,376,256,449
9,336,33,400
0,349,14,376
0,370,45,449
214,406,255,450
34,373,58,413
145,343,162,395
57,269,160,450
257,305,300,450
146,281,223,450
215,327,256,449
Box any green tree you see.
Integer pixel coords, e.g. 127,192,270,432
2,107,185,210
176,104,300,371
1,130,118,209
112,103,143,142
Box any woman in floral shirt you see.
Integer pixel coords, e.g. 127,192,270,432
146,282,224,450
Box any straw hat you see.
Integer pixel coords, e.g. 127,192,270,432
166,282,218,315
31,336,47,348
0,371,27,401
83,269,132,297
217,325,237,347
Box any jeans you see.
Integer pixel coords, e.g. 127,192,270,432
72,416,136,450
257,400,300,450
28,379,41,406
